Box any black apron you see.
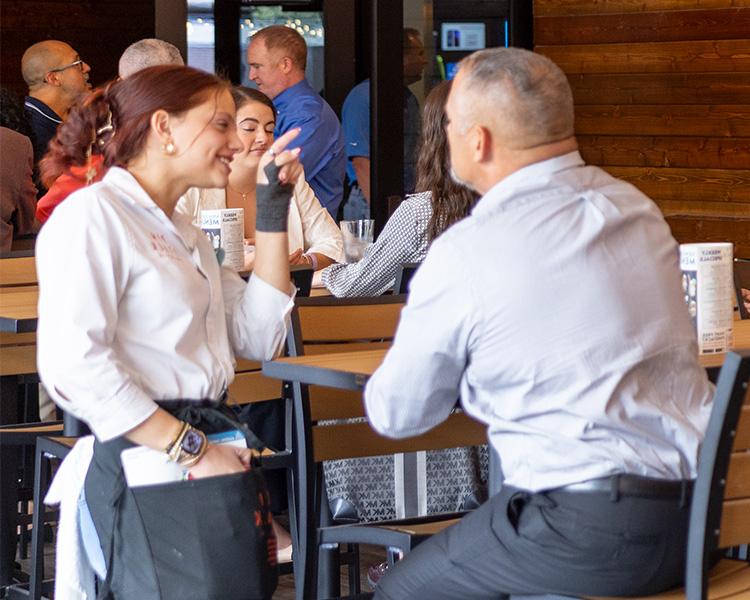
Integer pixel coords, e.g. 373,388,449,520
84,399,278,600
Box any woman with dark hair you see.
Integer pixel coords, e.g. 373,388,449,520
177,85,343,271
36,65,301,598
319,80,478,297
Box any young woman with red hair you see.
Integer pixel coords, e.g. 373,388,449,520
36,65,301,599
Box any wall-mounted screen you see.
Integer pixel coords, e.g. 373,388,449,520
440,23,486,52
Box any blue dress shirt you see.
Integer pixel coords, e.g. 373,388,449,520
273,79,346,218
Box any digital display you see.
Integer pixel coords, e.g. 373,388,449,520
441,23,486,52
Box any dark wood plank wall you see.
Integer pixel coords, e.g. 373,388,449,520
0,0,156,101
534,0,750,258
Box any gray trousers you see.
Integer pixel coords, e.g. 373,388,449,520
375,484,691,600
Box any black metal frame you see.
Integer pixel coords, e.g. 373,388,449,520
393,262,419,295
686,349,750,599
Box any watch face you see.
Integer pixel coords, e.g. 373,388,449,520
182,430,203,455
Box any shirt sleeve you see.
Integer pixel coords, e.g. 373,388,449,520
320,196,428,297
294,177,344,261
342,87,370,160
364,235,479,438
36,198,159,441
286,107,335,183
221,270,296,362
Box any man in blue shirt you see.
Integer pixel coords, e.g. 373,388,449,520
22,40,92,165
340,29,426,221
247,26,346,218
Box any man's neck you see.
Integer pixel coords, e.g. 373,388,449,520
28,89,67,119
478,137,579,195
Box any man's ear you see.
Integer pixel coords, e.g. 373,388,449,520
151,109,173,146
472,125,492,163
44,71,61,88
279,56,294,74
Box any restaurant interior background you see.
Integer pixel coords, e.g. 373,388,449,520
1,0,749,253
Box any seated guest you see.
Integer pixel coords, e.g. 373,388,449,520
0,87,38,251
0,128,37,251
37,39,184,223
22,40,91,165
321,81,477,297
36,65,300,597
363,48,714,600
176,86,343,271
118,38,184,79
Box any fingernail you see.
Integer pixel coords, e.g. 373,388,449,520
293,147,301,155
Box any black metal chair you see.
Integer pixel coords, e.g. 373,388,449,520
512,349,750,600
392,262,420,295
285,295,489,600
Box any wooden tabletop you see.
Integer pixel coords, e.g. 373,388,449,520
0,289,38,333
0,256,37,288
698,319,750,369
264,320,750,388
263,348,386,391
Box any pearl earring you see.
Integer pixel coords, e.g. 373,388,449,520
163,141,176,156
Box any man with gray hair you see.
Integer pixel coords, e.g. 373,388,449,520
118,38,183,79
363,47,713,599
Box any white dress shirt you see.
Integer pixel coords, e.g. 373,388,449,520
177,170,344,262
36,167,295,442
365,151,714,492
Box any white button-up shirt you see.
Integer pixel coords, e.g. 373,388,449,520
37,167,295,441
365,152,714,492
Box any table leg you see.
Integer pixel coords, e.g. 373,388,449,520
0,446,19,587
0,375,21,587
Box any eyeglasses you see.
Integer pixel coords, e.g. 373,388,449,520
48,59,84,74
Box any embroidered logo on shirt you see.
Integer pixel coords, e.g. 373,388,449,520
150,233,182,260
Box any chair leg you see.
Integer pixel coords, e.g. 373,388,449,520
346,543,361,597
29,442,50,600
317,488,340,600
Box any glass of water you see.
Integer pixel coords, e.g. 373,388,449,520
340,219,374,263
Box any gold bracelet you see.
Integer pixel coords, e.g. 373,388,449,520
164,420,188,456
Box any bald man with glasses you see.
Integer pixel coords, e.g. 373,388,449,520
22,40,91,164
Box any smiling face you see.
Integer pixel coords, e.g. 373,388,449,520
246,39,288,99
235,100,275,169
170,89,243,190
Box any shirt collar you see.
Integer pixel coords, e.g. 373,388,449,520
274,78,313,109
102,167,204,249
475,151,585,215
24,96,62,123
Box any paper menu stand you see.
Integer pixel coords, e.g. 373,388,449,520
679,242,734,354
200,208,245,271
